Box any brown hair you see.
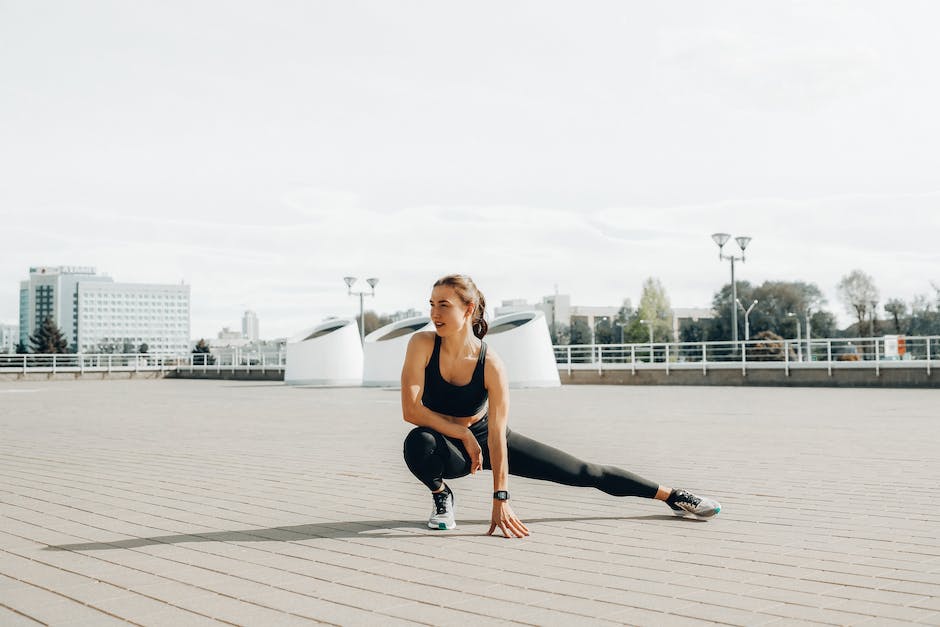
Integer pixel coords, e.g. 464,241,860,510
433,274,488,339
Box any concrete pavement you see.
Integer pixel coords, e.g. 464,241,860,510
1,380,938,625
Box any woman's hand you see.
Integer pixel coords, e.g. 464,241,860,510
462,433,483,474
487,500,530,538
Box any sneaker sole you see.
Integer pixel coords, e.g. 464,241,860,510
670,505,721,519
428,521,456,530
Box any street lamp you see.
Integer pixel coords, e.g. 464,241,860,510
736,299,758,342
787,312,802,362
712,233,752,348
344,276,379,343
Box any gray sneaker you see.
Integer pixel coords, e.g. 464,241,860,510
428,486,456,530
666,488,721,519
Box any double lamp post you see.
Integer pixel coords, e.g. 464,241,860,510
344,276,379,343
711,233,753,348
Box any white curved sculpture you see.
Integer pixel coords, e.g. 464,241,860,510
363,316,433,387
485,310,560,388
285,319,363,386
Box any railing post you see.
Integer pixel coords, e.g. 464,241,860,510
566,346,571,376
827,340,832,376
741,340,747,376
874,338,880,377
665,344,670,375
631,345,636,375
785,341,789,376
52,354,57,375
262,353,266,374
597,345,602,375
22,354,26,375
702,342,706,376
927,336,930,377
108,354,113,373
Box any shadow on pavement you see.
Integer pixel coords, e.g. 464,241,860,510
45,514,701,551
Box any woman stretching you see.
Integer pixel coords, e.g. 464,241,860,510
401,275,721,538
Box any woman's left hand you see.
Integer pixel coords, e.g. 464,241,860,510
487,500,530,538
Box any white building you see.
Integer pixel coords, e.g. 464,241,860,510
18,266,191,354
0,324,18,352
18,266,112,350
75,282,191,354
242,310,259,342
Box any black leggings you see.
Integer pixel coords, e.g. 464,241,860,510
403,416,659,498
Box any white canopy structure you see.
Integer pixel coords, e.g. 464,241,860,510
363,316,433,387
485,310,560,388
284,319,363,386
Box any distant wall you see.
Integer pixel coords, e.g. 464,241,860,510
560,367,939,388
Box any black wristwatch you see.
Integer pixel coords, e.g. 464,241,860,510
493,490,510,501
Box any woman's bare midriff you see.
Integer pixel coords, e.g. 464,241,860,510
446,408,487,429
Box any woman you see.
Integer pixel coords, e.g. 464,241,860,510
401,275,720,538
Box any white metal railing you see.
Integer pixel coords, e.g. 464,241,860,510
553,335,937,377
0,351,287,375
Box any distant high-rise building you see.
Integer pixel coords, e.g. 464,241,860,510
242,310,259,342
18,266,191,354
18,266,111,350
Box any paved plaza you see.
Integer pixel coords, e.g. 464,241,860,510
1,380,939,626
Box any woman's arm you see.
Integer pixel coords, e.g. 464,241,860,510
400,334,481,459
484,350,530,538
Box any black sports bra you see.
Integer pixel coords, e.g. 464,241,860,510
422,335,488,417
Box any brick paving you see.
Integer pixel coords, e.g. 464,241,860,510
1,380,939,626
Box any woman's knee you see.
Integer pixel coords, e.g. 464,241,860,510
403,427,438,461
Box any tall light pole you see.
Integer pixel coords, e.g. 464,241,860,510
712,233,752,348
736,299,758,342
344,276,379,343
787,312,802,362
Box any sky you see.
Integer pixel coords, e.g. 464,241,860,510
2,1,939,340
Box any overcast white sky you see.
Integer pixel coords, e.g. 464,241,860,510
2,1,939,340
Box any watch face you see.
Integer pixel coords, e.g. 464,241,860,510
494,490,509,500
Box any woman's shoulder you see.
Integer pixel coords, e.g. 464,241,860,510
407,331,437,351
482,343,506,376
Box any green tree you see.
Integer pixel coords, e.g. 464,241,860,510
29,316,68,354
15,341,28,355
192,338,215,365
883,299,906,334
138,343,149,354
837,269,879,337
710,280,755,341
634,277,673,342
569,318,591,345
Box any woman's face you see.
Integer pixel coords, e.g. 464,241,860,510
430,285,473,337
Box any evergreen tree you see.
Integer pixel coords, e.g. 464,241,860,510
29,316,68,354
192,338,215,365
15,341,28,355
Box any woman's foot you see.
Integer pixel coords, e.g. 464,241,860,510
428,485,456,530
666,488,721,519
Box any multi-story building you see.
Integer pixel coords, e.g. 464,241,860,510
75,282,190,354
18,266,112,350
242,310,259,342
18,266,191,354
0,324,18,353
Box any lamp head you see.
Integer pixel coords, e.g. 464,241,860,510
735,236,752,251
343,276,357,289
366,277,379,289
711,232,730,248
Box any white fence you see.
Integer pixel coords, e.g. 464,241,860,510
0,351,287,375
2,336,935,378
553,335,937,377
